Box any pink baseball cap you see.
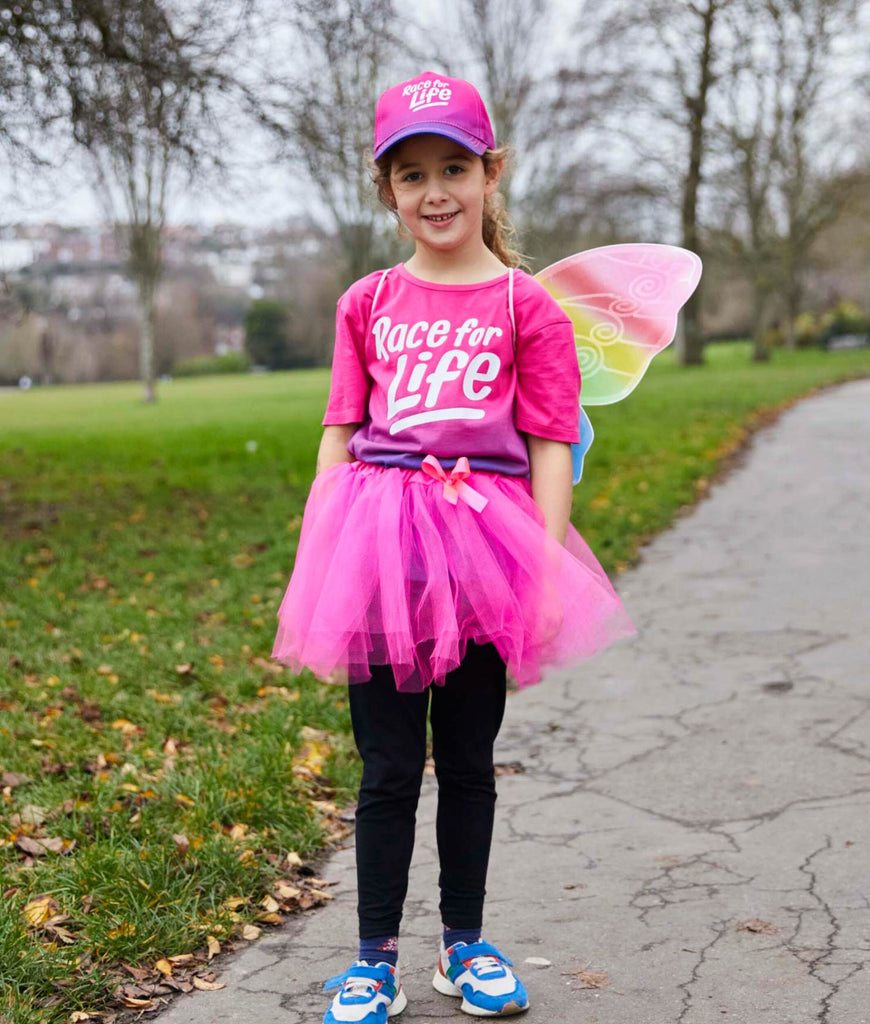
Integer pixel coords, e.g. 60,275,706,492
373,71,496,160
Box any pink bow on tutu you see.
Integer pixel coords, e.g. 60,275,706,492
420,455,488,512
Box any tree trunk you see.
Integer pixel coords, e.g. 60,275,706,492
140,285,157,403
37,317,54,385
677,289,704,366
751,284,771,363
783,268,800,350
678,0,717,368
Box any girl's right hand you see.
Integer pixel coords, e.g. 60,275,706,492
316,423,361,476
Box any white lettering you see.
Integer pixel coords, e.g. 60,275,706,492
463,353,501,400
371,317,503,363
372,315,392,361
454,319,477,347
405,320,429,348
425,350,469,407
407,351,432,392
426,320,450,347
387,322,408,353
386,354,421,420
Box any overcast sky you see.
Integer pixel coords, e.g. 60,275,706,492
0,0,584,230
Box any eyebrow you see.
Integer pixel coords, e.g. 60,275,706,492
393,152,473,174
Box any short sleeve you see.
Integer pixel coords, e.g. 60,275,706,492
513,278,581,443
321,286,374,426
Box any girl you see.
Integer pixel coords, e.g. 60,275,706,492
272,71,635,1022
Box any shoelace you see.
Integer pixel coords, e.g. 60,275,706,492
465,954,504,976
341,977,380,998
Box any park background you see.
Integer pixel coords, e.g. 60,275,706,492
1,1,869,1022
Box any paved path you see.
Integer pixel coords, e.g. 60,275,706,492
159,379,870,1024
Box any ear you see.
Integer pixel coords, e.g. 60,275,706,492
483,155,503,196
382,183,398,210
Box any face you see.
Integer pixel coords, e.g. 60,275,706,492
385,133,501,257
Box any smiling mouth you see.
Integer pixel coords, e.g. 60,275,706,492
424,212,458,223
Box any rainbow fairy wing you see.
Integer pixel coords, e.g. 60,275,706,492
536,244,702,406
571,406,595,485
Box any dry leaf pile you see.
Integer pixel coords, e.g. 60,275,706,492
12,853,339,1019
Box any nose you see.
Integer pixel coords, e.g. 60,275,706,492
423,176,449,203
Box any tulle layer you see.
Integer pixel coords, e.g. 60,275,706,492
271,460,636,691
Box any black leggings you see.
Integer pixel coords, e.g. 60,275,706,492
348,640,507,939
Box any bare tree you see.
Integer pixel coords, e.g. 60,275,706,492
1,0,250,401
709,27,781,362
446,0,548,207
559,0,737,364
64,1,248,402
257,0,401,287
765,0,864,348
708,0,864,360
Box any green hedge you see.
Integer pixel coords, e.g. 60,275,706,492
173,351,252,377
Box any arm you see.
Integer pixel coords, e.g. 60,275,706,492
316,424,360,476
527,434,574,546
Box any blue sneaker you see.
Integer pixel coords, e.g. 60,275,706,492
432,940,529,1016
322,960,407,1023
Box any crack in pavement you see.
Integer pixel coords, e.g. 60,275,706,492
151,371,870,1024
675,918,731,1023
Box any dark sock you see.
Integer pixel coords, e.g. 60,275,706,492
359,934,399,967
443,925,482,950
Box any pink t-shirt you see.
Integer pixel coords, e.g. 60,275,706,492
322,263,581,477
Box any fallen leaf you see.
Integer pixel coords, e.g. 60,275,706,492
19,804,48,825
241,924,261,940
228,823,249,842
120,996,155,1008
122,963,151,982
44,923,76,944
155,959,173,977
14,835,73,857
146,689,180,704
172,834,190,857
23,895,59,926
206,935,221,959
192,976,226,991
79,701,103,722
1,772,33,788
111,719,139,735
299,725,329,742
564,968,610,989
168,953,196,965
261,895,280,913
737,918,778,935
257,685,298,700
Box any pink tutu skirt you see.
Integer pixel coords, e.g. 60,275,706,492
271,459,636,692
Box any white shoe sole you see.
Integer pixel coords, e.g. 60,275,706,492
388,986,408,1016
432,968,528,1017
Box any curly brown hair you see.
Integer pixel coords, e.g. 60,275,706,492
371,144,523,269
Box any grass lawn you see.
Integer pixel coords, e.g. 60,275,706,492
1,342,869,1021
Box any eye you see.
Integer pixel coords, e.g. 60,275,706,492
444,164,466,176
399,170,422,183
